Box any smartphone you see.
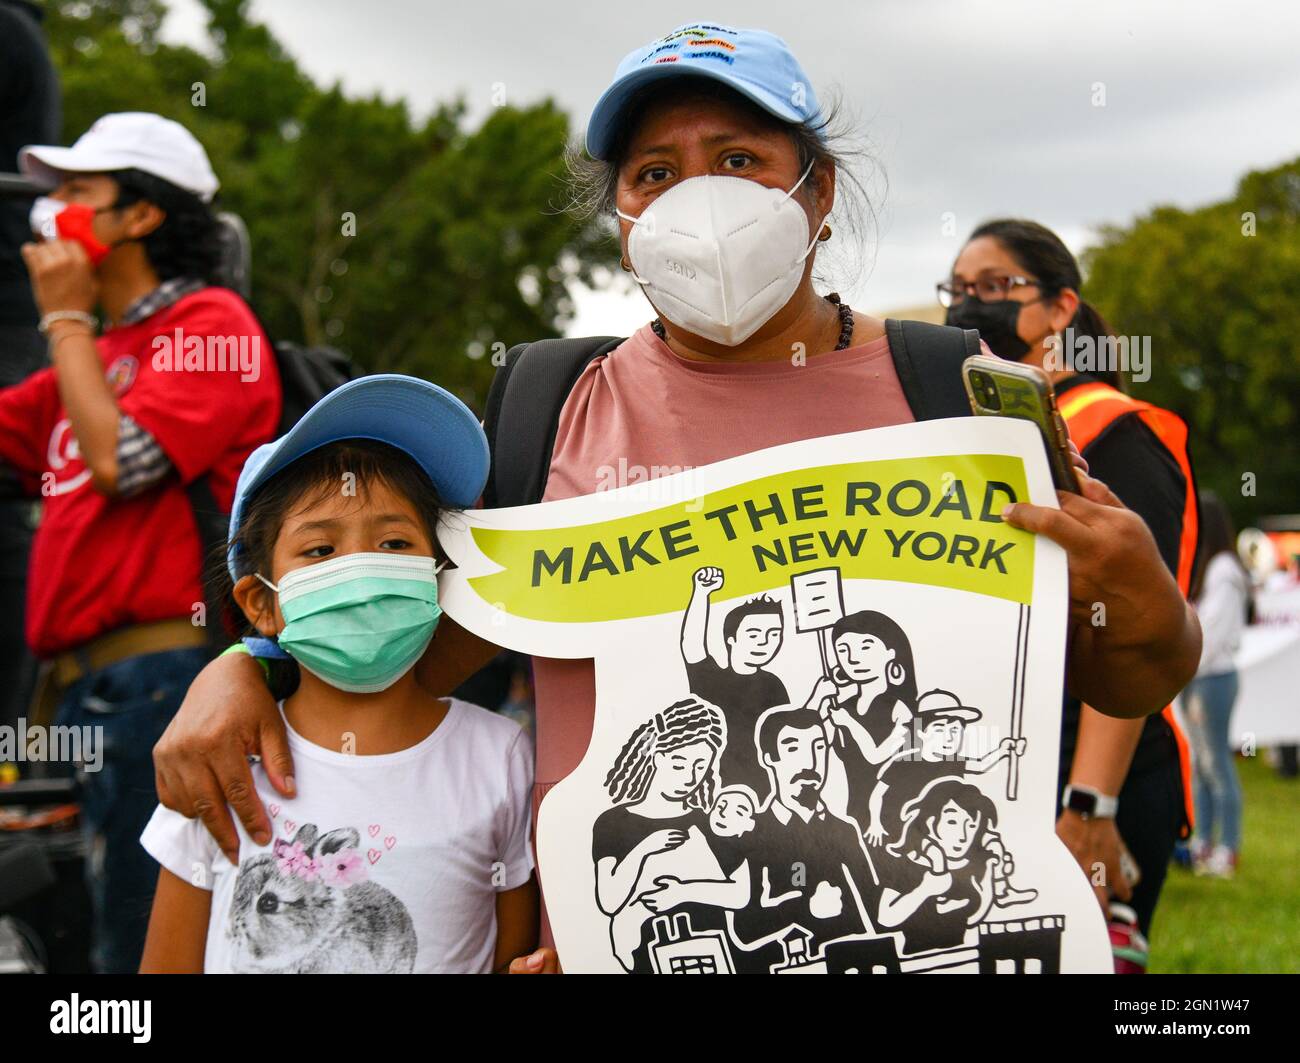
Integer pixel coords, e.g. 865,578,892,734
962,354,1081,493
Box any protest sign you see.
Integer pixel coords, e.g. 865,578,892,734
438,417,1112,973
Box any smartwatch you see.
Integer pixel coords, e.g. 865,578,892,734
1062,784,1118,819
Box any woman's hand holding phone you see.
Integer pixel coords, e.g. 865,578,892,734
1002,470,1201,717
962,354,1081,493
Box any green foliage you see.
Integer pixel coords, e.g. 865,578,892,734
42,0,617,409
1083,159,1300,525
1151,754,1300,973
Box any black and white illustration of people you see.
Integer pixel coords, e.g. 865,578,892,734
437,420,1114,972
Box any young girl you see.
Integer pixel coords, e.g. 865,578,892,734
138,375,537,973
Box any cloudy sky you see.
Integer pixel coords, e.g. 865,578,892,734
163,0,1300,335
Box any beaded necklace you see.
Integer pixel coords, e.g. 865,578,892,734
649,292,855,350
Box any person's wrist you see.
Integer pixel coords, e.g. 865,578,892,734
47,324,96,357
1062,783,1118,819
39,310,97,335
45,319,94,335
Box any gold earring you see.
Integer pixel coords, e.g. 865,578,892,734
818,224,832,242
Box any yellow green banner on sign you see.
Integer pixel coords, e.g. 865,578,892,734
468,453,1034,622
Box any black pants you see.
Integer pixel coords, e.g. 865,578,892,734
1114,755,1184,938
1057,730,1185,940
55,646,211,973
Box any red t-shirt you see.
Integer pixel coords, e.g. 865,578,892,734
0,287,281,657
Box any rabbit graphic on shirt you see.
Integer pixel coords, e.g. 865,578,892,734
226,821,418,973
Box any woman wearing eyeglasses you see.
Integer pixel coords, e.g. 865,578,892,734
942,219,1199,973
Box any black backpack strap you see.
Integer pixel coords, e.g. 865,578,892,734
482,324,972,507
885,318,982,421
483,336,625,507
184,474,234,656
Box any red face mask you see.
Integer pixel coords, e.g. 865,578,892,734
28,197,114,265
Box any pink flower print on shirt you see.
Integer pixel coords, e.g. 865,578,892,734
318,846,369,887
227,822,418,973
273,838,320,881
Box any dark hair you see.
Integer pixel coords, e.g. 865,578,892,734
757,706,822,765
220,438,447,635
565,74,883,289
108,167,223,284
965,218,1122,390
604,697,725,810
889,778,997,859
1190,490,1246,604
829,610,918,711
722,594,783,644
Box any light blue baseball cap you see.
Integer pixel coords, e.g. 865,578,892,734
585,23,823,161
226,374,488,579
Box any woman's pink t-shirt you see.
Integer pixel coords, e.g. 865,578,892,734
534,323,915,811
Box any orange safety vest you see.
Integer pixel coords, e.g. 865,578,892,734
1058,381,1198,837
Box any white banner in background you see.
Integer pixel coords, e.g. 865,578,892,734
1225,626,1300,746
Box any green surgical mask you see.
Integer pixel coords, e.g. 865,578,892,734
257,552,444,693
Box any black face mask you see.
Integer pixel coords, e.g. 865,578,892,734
945,297,1030,360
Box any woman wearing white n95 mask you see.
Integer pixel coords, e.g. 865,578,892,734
594,67,850,362
155,23,1202,975
614,154,826,347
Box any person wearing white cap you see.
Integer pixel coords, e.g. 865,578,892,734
0,112,280,972
154,23,1202,976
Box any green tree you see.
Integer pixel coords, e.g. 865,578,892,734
1083,158,1300,526
42,0,616,408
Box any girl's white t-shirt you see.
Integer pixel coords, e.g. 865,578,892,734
140,697,534,974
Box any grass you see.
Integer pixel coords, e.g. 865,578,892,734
1149,754,1300,973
